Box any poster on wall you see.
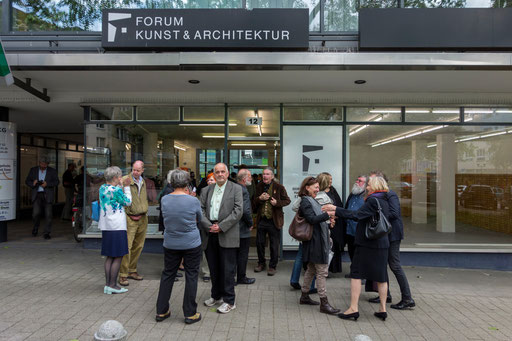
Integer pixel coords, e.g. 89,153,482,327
282,126,343,249
0,122,16,221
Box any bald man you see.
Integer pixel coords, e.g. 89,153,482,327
119,160,149,286
200,163,243,314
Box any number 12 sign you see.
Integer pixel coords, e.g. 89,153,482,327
246,117,263,126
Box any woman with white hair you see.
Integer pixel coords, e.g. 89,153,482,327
155,168,203,325
99,166,132,295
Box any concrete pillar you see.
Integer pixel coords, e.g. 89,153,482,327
436,134,456,233
411,140,428,224
143,133,158,177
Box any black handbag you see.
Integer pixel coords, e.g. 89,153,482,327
365,197,392,240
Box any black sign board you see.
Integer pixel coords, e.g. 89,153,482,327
102,9,309,51
360,8,512,51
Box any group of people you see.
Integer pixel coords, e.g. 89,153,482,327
87,159,415,324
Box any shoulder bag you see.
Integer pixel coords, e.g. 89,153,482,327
365,197,392,240
288,211,313,242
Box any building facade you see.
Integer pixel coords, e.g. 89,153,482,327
1,0,512,269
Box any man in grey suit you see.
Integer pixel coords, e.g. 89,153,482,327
200,163,243,314
25,157,59,239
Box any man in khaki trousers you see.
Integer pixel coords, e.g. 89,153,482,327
119,160,149,286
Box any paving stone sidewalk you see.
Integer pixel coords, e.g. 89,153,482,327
0,244,511,341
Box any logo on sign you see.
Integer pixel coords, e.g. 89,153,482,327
302,145,323,173
108,13,132,42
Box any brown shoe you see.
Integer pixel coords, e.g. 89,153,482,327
119,277,129,286
267,268,277,276
128,272,143,281
320,297,341,315
254,264,265,273
300,292,320,305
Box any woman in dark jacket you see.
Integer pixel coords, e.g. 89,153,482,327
323,176,391,321
298,176,340,315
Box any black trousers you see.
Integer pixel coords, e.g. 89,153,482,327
205,233,237,305
32,193,53,234
256,218,280,269
388,240,412,300
236,237,251,281
345,234,356,262
156,245,201,317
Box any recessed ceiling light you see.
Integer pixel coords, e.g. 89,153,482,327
354,80,366,85
188,80,200,84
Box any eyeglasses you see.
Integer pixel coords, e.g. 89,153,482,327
356,179,365,183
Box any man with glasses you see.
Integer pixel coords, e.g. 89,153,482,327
343,175,367,278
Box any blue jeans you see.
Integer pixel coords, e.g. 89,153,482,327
290,244,315,289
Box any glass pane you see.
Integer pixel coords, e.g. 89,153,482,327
183,106,224,121
90,106,133,121
465,108,512,123
405,0,468,8
324,0,396,32
33,137,44,147
349,123,512,246
405,107,460,122
58,142,67,150
137,106,179,121
84,123,224,234
347,107,401,122
248,0,320,31
284,106,343,121
229,107,280,138
12,0,243,32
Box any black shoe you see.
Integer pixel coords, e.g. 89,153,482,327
237,277,255,285
184,312,201,324
43,233,51,240
391,299,415,310
369,296,392,304
308,288,318,295
176,272,183,278
337,312,359,321
32,228,38,237
290,282,301,290
155,311,170,322
374,311,387,321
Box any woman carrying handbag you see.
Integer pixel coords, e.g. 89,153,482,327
323,176,391,321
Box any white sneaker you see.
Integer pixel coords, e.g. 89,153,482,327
204,297,223,307
217,302,236,314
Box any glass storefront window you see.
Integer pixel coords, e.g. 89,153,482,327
90,106,133,121
405,107,460,122
248,0,320,31
465,108,512,123
347,107,401,122
324,0,397,32
284,106,343,121
137,106,179,121
349,123,512,245
84,123,224,234
228,107,280,138
183,106,225,121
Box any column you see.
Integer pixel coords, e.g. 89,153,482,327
436,134,456,233
143,132,158,177
161,137,176,177
411,140,428,224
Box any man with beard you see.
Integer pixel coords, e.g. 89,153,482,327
343,175,367,277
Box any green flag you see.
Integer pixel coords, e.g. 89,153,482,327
0,39,14,86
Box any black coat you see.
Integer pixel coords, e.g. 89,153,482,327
335,192,391,249
326,186,344,246
300,196,331,264
387,190,404,242
25,166,59,203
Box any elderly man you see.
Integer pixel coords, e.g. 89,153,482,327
253,167,291,276
236,168,256,285
200,163,243,314
119,160,149,286
25,157,59,239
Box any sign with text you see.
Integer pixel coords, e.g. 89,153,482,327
102,9,309,50
245,117,262,126
0,122,16,221
282,126,343,249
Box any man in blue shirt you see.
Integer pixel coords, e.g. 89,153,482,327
343,175,367,278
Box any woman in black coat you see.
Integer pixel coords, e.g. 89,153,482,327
298,176,340,315
323,176,391,322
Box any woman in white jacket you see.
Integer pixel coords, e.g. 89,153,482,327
98,166,132,294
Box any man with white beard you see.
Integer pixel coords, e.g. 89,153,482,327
343,175,367,278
